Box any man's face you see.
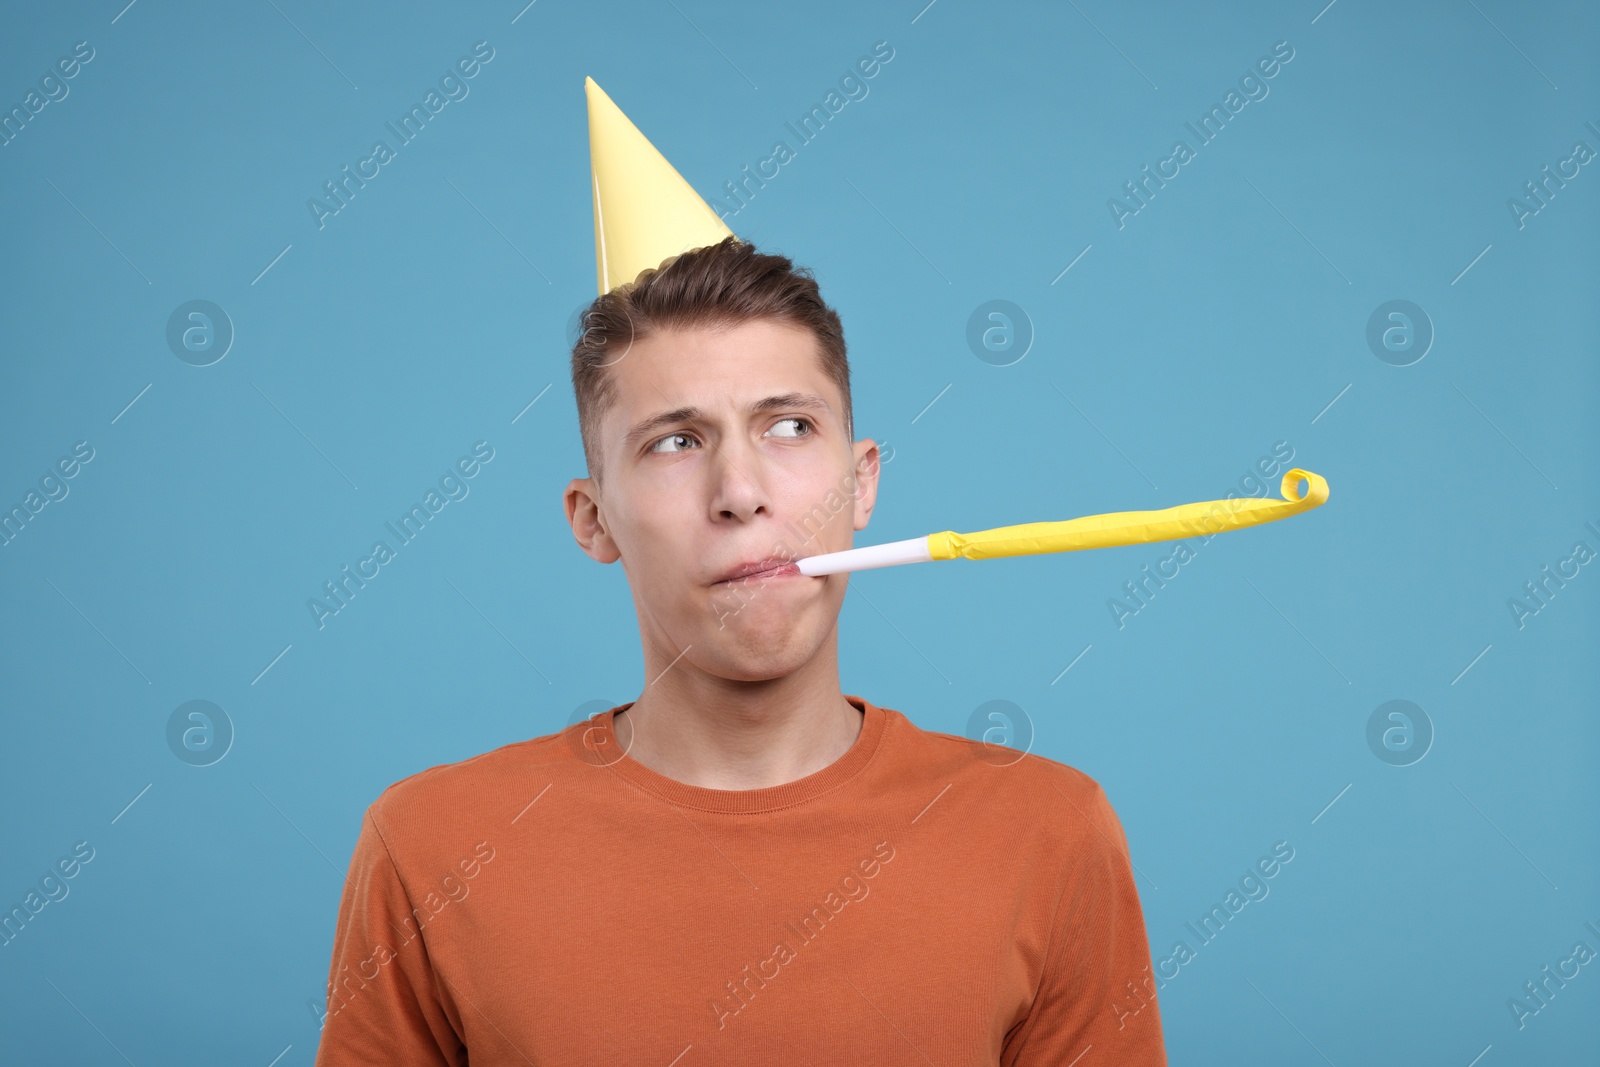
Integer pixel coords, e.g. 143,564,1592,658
564,317,879,683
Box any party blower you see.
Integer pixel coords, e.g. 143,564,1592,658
794,468,1330,577
578,83,1332,582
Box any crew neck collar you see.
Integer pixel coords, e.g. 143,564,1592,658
571,693,886,814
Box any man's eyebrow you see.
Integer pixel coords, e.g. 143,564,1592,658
622,393,834,450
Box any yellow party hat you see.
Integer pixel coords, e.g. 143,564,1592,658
586,76,736,295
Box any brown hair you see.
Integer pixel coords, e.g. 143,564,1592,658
570,236,853,483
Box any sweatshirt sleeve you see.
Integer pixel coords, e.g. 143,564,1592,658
313,805,466,1067
1004,782,1167,1066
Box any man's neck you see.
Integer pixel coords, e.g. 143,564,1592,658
613,648,863,791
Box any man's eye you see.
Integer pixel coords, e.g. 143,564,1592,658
648,432,699,454
768,417,814,438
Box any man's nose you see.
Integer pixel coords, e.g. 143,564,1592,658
709,439,769,521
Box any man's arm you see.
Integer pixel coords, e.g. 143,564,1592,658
313,805,465,1067
1004,782,1167,1066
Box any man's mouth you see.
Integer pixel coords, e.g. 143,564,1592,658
712,557,805,586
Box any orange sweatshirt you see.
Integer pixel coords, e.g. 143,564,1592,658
313,694,1166,1065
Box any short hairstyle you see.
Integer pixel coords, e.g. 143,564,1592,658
570,236,853,483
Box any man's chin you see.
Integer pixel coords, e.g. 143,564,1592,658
701,645,815,683
701,613,827,677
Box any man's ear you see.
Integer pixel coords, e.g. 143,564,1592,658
849,439,881,532
564,477,621,563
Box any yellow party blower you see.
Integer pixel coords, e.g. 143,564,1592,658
795,468,1329,576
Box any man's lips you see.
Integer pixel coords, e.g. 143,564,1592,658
712,557,806,585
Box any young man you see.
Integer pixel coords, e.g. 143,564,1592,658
312,80,1166,1066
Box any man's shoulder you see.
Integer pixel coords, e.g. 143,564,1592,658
885,706,1125,849
889,707,1107,795
363,723,575,841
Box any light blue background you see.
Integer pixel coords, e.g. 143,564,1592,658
2,1,1596,1063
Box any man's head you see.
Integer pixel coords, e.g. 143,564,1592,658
563,237,880,683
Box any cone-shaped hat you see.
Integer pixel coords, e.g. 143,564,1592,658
586,76,736,295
